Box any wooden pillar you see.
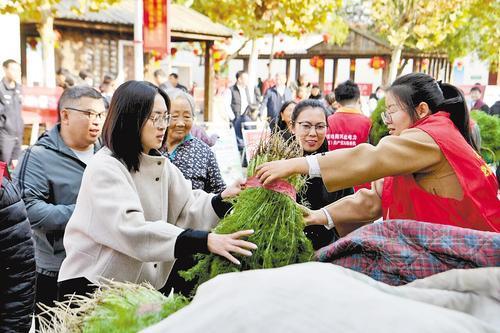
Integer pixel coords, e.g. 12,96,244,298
295,58,301,81
243,58,249,72
20,24,27,80
349,58,356,81
382,56,390,86
319,62,325,92
203,40,214,121
285,58,292,85
332,58,338,89
412,57,418,72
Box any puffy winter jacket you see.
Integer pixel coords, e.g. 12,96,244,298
0,175,36,333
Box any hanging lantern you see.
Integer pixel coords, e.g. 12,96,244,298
369,56,386,70
193,49,199,56
309,56,324,69
421,58,429,71
350,59,356,72
27,37,38,50
322,33,330,44
171,47,178,57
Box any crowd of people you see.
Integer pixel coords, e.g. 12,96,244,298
0,56,499,332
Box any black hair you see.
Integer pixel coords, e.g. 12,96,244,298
334,80,360,104
470,86,482,93
169,73,179,79
389,73,474,150
236,70,246,80
154,69,167,78
2,59,18,68
57,85,104,112
291,99,328,124
102,81,171,172
79,70,93,80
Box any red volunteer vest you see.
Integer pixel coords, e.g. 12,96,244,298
327,109,372,191
382,112,499,232
326,111,372,150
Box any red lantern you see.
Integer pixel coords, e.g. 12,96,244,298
369,56,386,70
310,56,324,69
350,59,356,72
171,47,178,57
322,33,330,43
193,49,199,56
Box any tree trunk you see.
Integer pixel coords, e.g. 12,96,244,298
37,11,56,87
247,38,259,103
388,44,403,84
268,34,276,79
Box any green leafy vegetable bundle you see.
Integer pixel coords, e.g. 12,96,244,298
181,132,314,289
38,281,189,333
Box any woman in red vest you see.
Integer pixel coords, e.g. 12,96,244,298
256,73,499,235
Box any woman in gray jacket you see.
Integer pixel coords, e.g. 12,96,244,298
58,81,256,298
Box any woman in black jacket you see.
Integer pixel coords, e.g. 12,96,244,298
0,163,36,333
291,100,354,249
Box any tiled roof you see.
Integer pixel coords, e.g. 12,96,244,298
55,0,232,37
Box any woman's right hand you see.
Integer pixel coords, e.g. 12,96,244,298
207,230,257,265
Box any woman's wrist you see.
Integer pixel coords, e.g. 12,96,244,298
295,157,310,175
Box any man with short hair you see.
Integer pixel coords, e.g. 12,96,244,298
0,59,23,167
13,85,106,323
469,86,489,113
326,80,372,191
153,69,171,92
260,73,293,120
225,70,253,126
168,73,188,92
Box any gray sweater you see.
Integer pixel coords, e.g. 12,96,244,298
13,125,99,273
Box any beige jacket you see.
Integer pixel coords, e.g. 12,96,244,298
58,147,219,289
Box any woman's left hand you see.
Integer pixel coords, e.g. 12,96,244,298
221,179,246,199
255,157,308,185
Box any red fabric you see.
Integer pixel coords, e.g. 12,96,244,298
327,111,372,191
382,112,500,232
0,162,9,189
326,112,371,150
245,176,296,201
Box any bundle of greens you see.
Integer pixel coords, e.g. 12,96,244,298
38,280,189,333
181,132,314,289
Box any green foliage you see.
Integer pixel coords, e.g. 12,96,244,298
181,134,314,290
38,281,190,333
369,98,389,145
0,0,120,22
371,0,499,74
470,110,500,163
179,0,348,43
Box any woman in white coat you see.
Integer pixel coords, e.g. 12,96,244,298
57,81,256,298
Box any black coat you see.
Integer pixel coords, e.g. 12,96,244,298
0,176,36,333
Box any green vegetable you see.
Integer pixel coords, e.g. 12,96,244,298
470,110,500,163
181,132,314,290
369,97,388,145
37,281,189,333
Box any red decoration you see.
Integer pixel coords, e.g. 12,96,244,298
421,58,430,70
143,0,170,57
27,37,38,50
193,49,199,56
171,47,177,56
350,59,356,72
322,33,330,43
310,56,324,69
369,56,386,70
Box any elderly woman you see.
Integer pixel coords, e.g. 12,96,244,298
161,88,225,194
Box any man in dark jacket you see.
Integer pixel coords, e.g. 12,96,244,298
225,70,253,127
260,73,293,121
469,86,489,113
13,86,105,323
0,59,23,167
0,161,36,333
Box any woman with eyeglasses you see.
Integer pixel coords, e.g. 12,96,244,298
291,99,354,249
256,73,499,236
57,81,256,298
